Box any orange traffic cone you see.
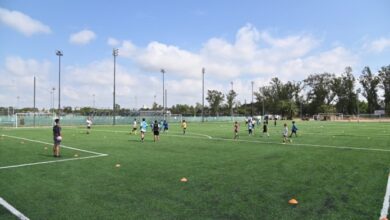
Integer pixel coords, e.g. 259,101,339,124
288,198,298,205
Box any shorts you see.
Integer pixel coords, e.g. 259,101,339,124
54,137,61,145
132,127,137,131
141,128,146,133
87,126,91,129
154,131,159,136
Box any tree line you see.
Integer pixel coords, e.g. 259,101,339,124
2,65,389,118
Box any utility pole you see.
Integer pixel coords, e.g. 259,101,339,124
113,48,118,125
251,81,254,116
202,68,205,122
161,69,165,118
33,75,36,127
55,50,63,116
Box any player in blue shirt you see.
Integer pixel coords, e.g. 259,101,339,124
140,118,148,142
290,121,298,137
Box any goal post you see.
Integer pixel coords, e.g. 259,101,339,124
15,112,56,128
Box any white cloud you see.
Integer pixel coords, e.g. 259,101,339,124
0,24,360,108
364,37,390,53
0,56,53,108
0,7,51,36
69,29,96,45
107,37,120,47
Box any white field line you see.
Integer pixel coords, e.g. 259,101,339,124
0,134,108,170
380,173,390,219
81,128,390,153
0,197,29,220
0,154,107,170
2,134,107,156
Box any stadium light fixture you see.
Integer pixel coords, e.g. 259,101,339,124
113,48,118,125
55,50,63,116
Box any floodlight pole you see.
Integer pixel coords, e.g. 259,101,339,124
56,50,63,116
161,69,165,119
33,75,36,127
202,68,205,122
113,48,118,125
356,88,361,123
251,81,254,116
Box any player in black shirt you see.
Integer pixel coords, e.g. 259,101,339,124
53,119,62,157
153,120,160,142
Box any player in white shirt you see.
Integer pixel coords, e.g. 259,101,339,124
86,117,92,134
131,118,138,135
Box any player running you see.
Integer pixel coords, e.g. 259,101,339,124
163,120,169,133
140,118,148,142
248,118,253,136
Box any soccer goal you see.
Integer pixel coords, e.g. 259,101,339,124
15,112,56,128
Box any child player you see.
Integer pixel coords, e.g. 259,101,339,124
233,121,239,139
248,118,253,136
131,118,138,135
282,123,290,144
53,118,62,157
263,121,269,137
86,117,92,134
181,119,187,135
153,120,160,142
290,121,298,137
163,120,169,133
140,118,148,142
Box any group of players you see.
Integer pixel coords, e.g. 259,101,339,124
52,116,297,157
234,117,298,144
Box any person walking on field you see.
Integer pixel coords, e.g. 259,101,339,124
53,119,62,157
140,118,148,142
290,121,298,137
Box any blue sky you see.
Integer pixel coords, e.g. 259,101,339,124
0,0,389,109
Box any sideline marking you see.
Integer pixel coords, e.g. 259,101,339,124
0,134,108,170
2,134,107,156
84,128,390,153
380,173,390,220
0,197,29,220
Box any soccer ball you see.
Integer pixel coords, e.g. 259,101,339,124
56,136,62,141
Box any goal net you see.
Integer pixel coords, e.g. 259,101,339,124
138,110,182,123
15,112,56,128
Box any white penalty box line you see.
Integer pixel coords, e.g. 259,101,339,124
380,173,390,220
0,197,29,220
0,134,108,170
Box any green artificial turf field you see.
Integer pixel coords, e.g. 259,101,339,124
0,120,389,219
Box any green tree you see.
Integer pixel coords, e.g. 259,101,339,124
378,65,390,115
331,67,357,114
359,66,380,113
226,89,238,117
206,90,225,116
304,73,336,114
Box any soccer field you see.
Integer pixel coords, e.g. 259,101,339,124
0,121,389,219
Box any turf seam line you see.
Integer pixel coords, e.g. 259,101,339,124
380,173,390,219
0,197,29,220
